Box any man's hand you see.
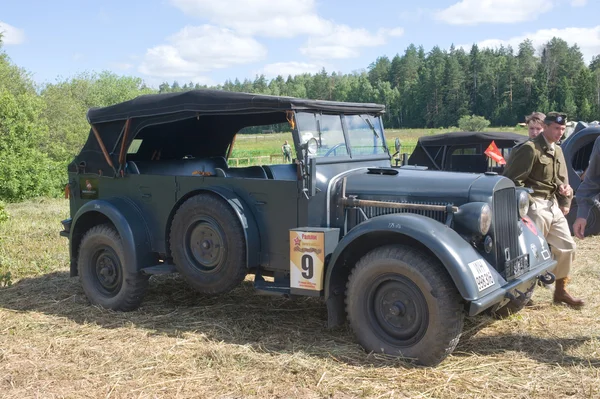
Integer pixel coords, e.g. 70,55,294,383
559,184,573,198
573,217,587,239
560,206,570,216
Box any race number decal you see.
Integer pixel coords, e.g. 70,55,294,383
290,231,325,292
467,259,495,292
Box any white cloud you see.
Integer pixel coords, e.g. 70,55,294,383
459,26,600,63
170,0,331,38
138,25,267,79
258,62,325,78
300,26,404,60
435,0,550,25
571,0,587,6
0,21,25,45
169,0,403,61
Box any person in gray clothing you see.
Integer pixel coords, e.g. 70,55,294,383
573,136,600,239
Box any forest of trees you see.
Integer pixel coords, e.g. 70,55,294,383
1,35,600,201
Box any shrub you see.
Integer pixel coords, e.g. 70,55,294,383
0,202,8,223
458,115,491,132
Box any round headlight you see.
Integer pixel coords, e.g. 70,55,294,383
479,204,492,235
517,190,529,218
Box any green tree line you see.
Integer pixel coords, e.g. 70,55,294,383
1,35,600,201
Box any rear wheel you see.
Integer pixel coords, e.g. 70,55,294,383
346,244,464,366
170,193,247,294
585,200,600,236
78,224,148,311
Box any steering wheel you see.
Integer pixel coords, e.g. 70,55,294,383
324,143,347,157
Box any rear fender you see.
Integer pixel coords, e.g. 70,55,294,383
69,198,154,276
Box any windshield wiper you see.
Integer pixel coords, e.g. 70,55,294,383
363,117,379,139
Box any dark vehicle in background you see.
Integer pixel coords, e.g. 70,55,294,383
561,123,600,236
405,128,600,236
404,131,526,174
61,90,556,366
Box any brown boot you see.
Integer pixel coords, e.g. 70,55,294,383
553,278,585,308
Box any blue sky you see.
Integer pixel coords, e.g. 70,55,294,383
2,0,600,88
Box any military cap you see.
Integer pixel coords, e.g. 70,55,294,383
544,111,567,125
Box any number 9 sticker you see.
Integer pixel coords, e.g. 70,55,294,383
290,231,324,293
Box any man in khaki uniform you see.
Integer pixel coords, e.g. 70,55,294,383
503,112,584,308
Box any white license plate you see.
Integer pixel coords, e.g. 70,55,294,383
468,259,495,291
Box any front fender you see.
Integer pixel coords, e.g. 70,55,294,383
325,213,499,303
70,197,154,276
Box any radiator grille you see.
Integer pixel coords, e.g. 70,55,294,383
493,188,519,273
359,200,448,223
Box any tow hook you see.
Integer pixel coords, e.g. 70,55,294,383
538,272,556,286
504,288,531,307
504,276,542,307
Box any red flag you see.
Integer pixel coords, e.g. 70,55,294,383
484,140,506,165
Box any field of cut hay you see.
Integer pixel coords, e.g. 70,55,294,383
0,198,598,399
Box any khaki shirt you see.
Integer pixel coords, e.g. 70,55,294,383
503,133,571,208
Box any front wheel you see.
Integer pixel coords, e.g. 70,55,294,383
78,224,149,311
346,244,464,366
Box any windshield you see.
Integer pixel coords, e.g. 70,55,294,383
295,112,387,158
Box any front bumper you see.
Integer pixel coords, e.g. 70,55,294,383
468,258,557,316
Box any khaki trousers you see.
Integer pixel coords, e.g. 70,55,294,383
528,197,576,280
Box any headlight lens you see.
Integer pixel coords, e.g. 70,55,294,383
479,204,492,235
455,202,493,235
517,190,529,218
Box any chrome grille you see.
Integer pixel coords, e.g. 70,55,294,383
360,200,448,223
493,188,519,273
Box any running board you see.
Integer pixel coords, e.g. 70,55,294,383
141,264,177,275
253,271,290,297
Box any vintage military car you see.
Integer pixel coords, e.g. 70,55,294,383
405,128,600,236
404,131,527,174
61,90,556,366
561,123,600,236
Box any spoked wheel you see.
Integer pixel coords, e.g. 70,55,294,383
170,193,247,294
78,224,148,311
185,216,227,272
366,275,429,347
91,245,123,295
346,244,464,366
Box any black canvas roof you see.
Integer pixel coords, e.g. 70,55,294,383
415,131,526,146
73,90,386,176
87,89,386,124
407,131,528,170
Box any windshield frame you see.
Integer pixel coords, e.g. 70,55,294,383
294,111,389,163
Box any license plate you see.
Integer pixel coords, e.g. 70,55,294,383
468,259,495,292
505,254,530,279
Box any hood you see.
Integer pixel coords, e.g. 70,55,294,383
343,168,510,205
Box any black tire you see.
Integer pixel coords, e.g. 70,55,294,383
346,244,464,366
78,224,149,311
169,193,247,294
584,199,600,236
568,198,600,236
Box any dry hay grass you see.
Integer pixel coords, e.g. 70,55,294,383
0,199,599,399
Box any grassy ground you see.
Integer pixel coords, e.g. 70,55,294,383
0,198,598,399
228,127,525,166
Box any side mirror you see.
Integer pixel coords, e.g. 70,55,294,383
300,138,319,198
305,137,318,155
